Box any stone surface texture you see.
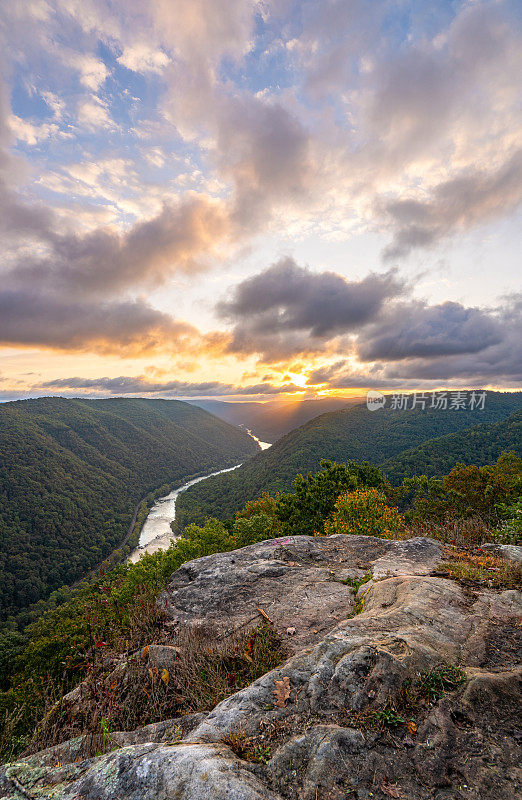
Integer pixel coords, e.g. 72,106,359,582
1,534,521,800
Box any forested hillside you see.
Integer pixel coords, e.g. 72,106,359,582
176,391,522,527
382,410,522,484
0,397,258,619
189,397,359,442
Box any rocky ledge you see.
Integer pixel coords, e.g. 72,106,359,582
1,534,521,800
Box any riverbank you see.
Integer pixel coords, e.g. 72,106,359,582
129,463,243,562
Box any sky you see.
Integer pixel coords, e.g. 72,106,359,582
0,0,521,402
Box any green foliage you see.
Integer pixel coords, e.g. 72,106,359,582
372,707,405,728
275,460,388,537
176,392,522,526
0,396,258,622
339,574,372,593
0,510,256,758
221,728,272,764
324,488,404,538
232,513,280,548
383,410,522,484
491,498,522,545
402,665,466,706
400,452,522,524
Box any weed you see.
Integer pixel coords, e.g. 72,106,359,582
372,707,405,728
221,728,272,764
340,574,372,593
406,515,493,548
167,723,182,743
402,665,466,708
440,549,521,589
94,716,114,757
24,622,285,758
349,590,368,617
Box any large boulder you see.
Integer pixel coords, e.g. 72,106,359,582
2,534,521,800
157,534,443,653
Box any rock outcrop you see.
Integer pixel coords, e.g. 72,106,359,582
1,534,521,800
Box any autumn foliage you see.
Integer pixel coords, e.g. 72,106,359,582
324,488,405,538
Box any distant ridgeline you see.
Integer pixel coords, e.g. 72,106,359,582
175,391,522,528
0,397,259,620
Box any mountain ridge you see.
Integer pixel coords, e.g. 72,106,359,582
0,396,259,619
176,391,522,527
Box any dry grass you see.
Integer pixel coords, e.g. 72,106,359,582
406,516,493,548
221,727,272,764
26,621,285,758
438,547,522,590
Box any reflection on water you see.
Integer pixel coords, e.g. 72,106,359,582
129,431,272,562
244,429,272,450
135,464,242,552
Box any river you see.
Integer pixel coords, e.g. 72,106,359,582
129,432,271,562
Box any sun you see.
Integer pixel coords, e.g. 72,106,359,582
287,372,308,388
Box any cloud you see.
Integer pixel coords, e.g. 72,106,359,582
0,290,197,354
117,43,170,74
3,191,231,297
40,375,300,397
77,96,114,130
0,73,233,355
8,116,61,145
217,96,315,229
357,301,503,361
218,257,405,360
380,149,522,259
304,295,522,389
380,295,522,385
65,53,109,91
151,0,258,63
216,256,522,385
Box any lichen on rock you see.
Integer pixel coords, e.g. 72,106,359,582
1,534,520,800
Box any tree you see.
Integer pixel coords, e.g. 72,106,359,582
324,488,404,538
275,460,388,537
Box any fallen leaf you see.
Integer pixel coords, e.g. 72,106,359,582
161,668,169,685
407,720,417,735
256,606,274,624
140,645,150,660
273,676,291,708
380,781,404,798
286,627,296,635
243,651,254,663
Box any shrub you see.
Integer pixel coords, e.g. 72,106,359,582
232,513,280,548
405,515,492,547
324,488,404,538
276,460,389,537
491,498,522,545
439,549,522,590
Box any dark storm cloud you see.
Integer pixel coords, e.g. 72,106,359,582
380,295,522,384
0,290,196,354
304,294,522,389
357,301,503,361
216,256,521,384
218,257,405,360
